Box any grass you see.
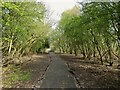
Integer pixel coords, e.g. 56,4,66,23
3,65,31,88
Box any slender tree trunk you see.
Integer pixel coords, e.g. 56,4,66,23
12,47,16,57
91,31,103,65
93,44,96,61
86,45,91,60
8,33,14,54
59,47,62,53
96,45,103,65
69,48,72,54
8,39,12,54
81,44,86,58
105,37,113,66
74,47,77,56
61,47,65,53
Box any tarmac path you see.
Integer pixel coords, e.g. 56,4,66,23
40,52,77,88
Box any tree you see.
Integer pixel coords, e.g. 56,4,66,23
2,2,51,66
52,2,119,65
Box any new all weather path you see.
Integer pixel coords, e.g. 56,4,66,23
40,52,77,88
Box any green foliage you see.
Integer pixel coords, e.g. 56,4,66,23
2,2,51,65
51,2,120,65
3,65,31,88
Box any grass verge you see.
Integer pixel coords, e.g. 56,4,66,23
3,65,31,88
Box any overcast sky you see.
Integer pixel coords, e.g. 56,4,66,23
38,0,76,20
36,0,83,28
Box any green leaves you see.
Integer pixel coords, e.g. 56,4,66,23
2,2,50,62
52,2,119,63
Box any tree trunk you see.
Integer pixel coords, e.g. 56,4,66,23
91,31,103,65
81,44,86,58
69,49,72,54
8,39,12,54
105,37,113,66
96,46,103,65
8,34,14,54
59,47,62,53
74,48,77,56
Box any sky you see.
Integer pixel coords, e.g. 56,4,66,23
44,0,76,20
37,0,80,28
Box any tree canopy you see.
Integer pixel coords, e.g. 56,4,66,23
2,2,51,65
51,2,120,66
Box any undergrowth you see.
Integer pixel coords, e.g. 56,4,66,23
3,65,31,88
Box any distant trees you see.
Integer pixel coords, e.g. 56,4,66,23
51,2,120,66
1,2,50,66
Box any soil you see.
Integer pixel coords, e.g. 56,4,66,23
3,53,120,89
59,54,120,88
14,54,51,88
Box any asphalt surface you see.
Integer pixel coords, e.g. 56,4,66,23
40,52,77,88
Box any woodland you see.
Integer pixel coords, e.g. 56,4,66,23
1,1,120,88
